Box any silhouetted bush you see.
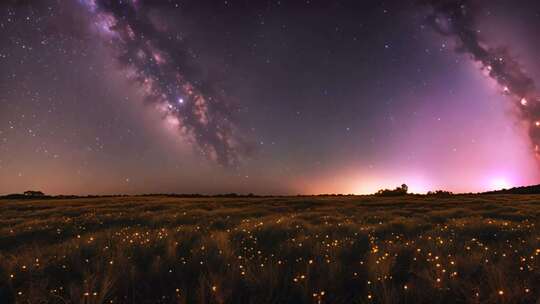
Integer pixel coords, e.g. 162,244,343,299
23,190,45,197
376,184,408,196
426,190,453,197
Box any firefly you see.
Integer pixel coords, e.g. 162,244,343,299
521,98,527,106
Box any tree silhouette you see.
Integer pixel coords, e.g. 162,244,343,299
376,184,408,196
23,190,45,197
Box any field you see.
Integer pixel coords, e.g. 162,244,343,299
1,195,540,304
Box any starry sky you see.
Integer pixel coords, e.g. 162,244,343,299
1,0,540,195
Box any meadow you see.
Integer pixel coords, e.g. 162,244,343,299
1,194,539,303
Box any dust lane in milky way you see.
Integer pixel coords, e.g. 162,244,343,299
80,0,251,167
424,0,540,157
1,0,539,195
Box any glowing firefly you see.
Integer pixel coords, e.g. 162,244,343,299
178,98,184,104
535,121,540,127
503,86,509,93
521,98,527,106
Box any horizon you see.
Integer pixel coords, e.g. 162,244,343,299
1,182,533,197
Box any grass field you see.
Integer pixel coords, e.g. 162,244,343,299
1,195,540,303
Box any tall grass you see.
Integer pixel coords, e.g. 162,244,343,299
1,195,539,303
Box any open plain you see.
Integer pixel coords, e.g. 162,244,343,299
1,195,540,303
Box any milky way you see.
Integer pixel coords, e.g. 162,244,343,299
79,0,248,167
423,0,540,157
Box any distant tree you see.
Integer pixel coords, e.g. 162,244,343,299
400,184,408,193
375,184,408,197
23,190,45,197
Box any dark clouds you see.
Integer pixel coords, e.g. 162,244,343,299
80,0,249,166
422,0,540,155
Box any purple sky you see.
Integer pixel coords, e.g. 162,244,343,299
1,0,539,195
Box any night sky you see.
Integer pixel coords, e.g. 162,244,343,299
1,0,540,195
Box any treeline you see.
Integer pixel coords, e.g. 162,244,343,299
483,184,540,195
0,193,119,200
0,192,272,200
13,183,540,200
